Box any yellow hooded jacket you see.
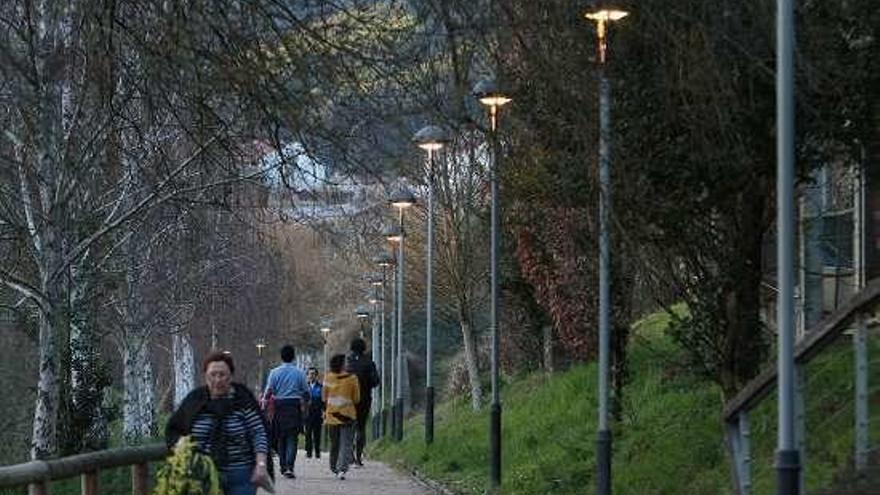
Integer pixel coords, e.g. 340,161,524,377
322,371,360,426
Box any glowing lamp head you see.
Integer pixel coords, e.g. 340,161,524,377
355,305,371,319
383,224,403,243
472,79,512,108
372,252,395,267
388,188,416,210
585,9,629,22
413,125,450,152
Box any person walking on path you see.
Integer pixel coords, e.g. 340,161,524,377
264,345,310,479
323,353,360,479
166,351,274,495
345,337,380,466
304,366,325,459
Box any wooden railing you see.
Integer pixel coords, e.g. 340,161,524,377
0,443,168,495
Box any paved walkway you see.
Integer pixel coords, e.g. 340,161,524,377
268,450,436,495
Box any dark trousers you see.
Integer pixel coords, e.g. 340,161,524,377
354,399,371,464
274,399,302,472
328,423,355,474
304,419,322,457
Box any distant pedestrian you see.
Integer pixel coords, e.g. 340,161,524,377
304,366,324,458
323,353,360,479
166,351,274,495
264,345,310,479
346,337,380,466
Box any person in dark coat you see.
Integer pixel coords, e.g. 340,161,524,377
166,351,273,495
263,345,309,478
304,366,324,458
345,338,380,466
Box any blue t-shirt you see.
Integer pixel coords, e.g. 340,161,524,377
264,363,309,400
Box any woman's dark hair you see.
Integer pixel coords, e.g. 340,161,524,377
280,345,296,363
202,350,235,374
349,337,366,354
329,354,346,373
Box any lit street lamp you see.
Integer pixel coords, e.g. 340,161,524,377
388,188,415,441
473,78,511,489
255,337,267,396
413,124,450,445
584,7,628,495
355,304,371,338
367,284,383,439
320,325,331,374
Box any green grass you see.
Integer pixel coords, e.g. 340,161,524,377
370,307,734,494
370,307,876,495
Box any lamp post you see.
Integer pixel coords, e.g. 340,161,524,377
355,304,370,338
320,325,331,373
388,188,415,441
373,252,395,437
584,7,628,495
368,283,383,439
255,337,267,396
382,226,402,439
776,0,800,492
413,124,450,445
474,78,511,489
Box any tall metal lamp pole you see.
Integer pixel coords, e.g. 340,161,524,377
584,7,628,495
413,125,450,445
473,78,511,489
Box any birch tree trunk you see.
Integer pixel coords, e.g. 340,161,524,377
173,328,196,407
458,307,483,411
542,324,555,373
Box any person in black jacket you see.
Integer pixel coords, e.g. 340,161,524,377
166,351,274,495
345,338,380,466
304,366,324,458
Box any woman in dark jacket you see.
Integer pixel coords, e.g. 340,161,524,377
166,351,273,495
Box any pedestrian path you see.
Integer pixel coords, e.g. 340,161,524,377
270,450,436,495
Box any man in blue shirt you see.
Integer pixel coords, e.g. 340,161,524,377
264,345,309,478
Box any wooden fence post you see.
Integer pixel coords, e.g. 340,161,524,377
28,481,49,495
132,463,148,495
81,471,98,495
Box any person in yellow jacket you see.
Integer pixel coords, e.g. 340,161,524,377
322,353,360,479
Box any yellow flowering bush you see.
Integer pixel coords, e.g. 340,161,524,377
153,436,221,495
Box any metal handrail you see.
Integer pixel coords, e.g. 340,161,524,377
723,277,880,495
723,277,880,422
0,443,168,494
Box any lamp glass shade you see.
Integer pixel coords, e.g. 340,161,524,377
585,9,629,22
388,188,416,209
473,79,512,108
414,125,449,151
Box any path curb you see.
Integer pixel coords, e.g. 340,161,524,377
408,467,457,495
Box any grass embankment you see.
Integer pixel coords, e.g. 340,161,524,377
370,310,732,494
370,309,871,494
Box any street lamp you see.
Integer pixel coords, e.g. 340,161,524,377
367,285,383,439
320,325,331,373
584,7,627,495
255,337,267,396
388,188,415,442
474,78,511,489
373,251,395,438
355,304,371,338
414,124,450,445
